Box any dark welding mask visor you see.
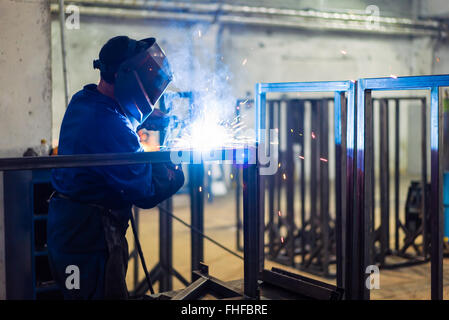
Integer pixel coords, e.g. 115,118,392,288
114,38,173,126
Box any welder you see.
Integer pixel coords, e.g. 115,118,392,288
47,36,184,299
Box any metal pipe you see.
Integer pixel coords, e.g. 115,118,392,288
49,1,446,37
58,0,69,108
52,0,441,27
0,149,250,171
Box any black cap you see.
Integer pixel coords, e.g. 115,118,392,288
94,36,150,84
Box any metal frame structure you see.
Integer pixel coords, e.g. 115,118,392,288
234,97,339,279
255,81,356,293
0,147,261,299
369,97,430,269
354,75,449,300
268,97,337,278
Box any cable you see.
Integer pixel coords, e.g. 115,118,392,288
129,213,155,295
129,203,243,297
157,205,244,260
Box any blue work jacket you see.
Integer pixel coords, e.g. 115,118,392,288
52,84,155,210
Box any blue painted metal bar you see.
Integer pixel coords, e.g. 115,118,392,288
255,83,266,147
361,75,449,91
0,148,255,171
254,79,355,299
334,91,346,289
356,75,449,300
430,86,443,300
258,81,352,93
344,81,357,298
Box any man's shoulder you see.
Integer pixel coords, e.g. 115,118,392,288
68,85,125,119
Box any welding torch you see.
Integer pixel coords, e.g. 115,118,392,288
137,108,183,132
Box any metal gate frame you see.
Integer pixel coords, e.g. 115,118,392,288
255,80,356,294
353,75,449,300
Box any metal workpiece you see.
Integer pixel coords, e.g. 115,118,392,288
0,148,256,171
369,97,430,270
334,91,347,289
0,146,258,299
255,80,355,298
243,162,261,299
354,75,448,300
189,163,205,276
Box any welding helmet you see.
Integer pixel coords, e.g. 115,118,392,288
94,37,173,126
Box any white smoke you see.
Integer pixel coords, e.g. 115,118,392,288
160,24,253,150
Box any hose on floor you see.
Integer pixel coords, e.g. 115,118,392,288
158,205,244,260
129,213,155,295
129,204,244,297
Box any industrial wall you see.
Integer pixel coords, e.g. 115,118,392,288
0,0,52,300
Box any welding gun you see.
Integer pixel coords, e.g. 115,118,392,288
137,109,182,132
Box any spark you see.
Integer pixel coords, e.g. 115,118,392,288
207,170,211,176
198,29,202,38
199,186,202,192
278,163,281,168
436,57,441,63
290,129,294,133
320,157,328,162
230,173,234,179
175,165,179,170
282,173,287,180
278,210,282,217
340,49,347,55
162,84,255,151
242,58,247,66
166,112,254,151
311,132,316,139
207,193,210,199
390,74,398,79
299,155,305,160
281,237,284,243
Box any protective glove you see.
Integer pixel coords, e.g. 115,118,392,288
134,163,185,209
137,109,171,132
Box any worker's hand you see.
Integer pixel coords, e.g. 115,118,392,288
133,162,185,209
137,109,171,131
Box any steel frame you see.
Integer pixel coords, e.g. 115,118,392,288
354,75,449,300
0,147,259,298
262,98,337,278
234,97,338,279
255,81,355,294
369,97,430,270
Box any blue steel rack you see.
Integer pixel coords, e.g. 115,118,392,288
354,75,449,300
254,80,356,296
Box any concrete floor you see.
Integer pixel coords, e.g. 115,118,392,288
125,179,449,300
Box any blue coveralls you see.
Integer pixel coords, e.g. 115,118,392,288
47,84,183,299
